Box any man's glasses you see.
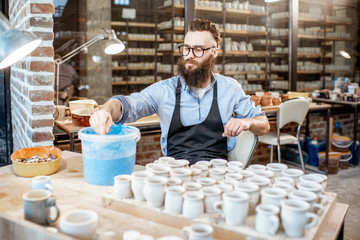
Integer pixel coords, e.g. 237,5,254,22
178,44,216,58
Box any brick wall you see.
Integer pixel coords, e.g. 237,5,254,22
136,132,162,166
8,0,55,150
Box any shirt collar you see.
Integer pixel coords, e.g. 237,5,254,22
178,73,217,93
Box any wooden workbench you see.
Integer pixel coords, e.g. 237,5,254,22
0,151,348,240
0,151,182,240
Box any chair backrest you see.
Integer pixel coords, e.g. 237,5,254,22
228,130,258,168
277,98,310,129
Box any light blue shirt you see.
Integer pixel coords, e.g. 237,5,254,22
110,73,264,156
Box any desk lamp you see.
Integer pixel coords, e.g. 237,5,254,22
0,12,42,69
54,29,125,106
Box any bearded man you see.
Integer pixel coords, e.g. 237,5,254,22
90,18,269,164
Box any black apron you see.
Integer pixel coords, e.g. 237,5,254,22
167,78,228,165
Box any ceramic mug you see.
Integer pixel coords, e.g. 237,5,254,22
235,182,259,215
32,175,52,191
113,174,132,199
281,168,304,185
183,223,213,240
143,176,168,208
247,164,267,171
281,199,318,238
289,190,324,215
208,168,226,181
131,170,151,201
23,190,60,225
260,187,287,207
164,186,185,214
255,204,280,235
210,159,228,168
227,161,243,169
201,186,221,213
182,191,204,219
297,181,328,205
191,164,208,177
59,210,98,240
246,175,271,191
214,191,249,226
266,163,288,177
170,168,192,183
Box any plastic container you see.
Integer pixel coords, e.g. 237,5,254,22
318,152,340,174
349,141,360,165
339,151,352,169
307,140,326,166
78,125,140,186
331,136,351,152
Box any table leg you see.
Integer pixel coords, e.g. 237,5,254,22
325,108,330,174
70,133,75,152
354,105,358,166
306,114,310,136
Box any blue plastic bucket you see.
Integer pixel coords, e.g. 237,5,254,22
78,125,140,186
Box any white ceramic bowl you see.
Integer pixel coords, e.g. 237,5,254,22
59,209,98,239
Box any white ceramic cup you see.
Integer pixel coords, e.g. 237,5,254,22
235,182,259,215
289,190,324,215
196,161,212,168
274,176,295,188
150,165,171,178
260,187,287,207
182,182,202,192
183,223,213,240
131,170,151,201
170,168,192,183
247,164,267,171
182,191,204,219
299,174,325,191
281,199,318,238
59,210,98,240
167,177,183,186
201,186,221,213
255,204,280,235
266,163,288,177
191,164,208,177
32,175,52,191
225,172,243,182
225,166,242,174
297,181,328,205
210,159,228,168
253,170,274,181
164,186,185,214
190,168,202,181
113,175,132,199
143,176,168,208
196,177,216,187
165,160,185,169
214,191,249,226
239,169,254,180
281,168,304,185
227,161,244,169
272,182,294,194
246,175,271,191
208,168,226,181
307,173,328,189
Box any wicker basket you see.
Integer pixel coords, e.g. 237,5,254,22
10,147,62,177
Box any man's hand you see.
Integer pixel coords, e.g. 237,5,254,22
223,118,251,137
223,116,270,137
89,110,113,135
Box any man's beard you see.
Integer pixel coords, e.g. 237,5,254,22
177,55,215,89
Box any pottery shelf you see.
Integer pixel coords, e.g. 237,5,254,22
112,81,155,86
112,67,156,71
111,21,156,28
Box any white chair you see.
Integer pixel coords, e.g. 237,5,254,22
228,130,258,168
258,98,310,172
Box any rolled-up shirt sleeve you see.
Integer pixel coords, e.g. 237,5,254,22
110,81,165,124
232,84,265,119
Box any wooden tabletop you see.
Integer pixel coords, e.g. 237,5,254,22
0,151,182,240
312,97,360,107
0,151,348,240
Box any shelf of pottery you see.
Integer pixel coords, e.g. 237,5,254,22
111,21,162,87
268,0,356,92
103,158,336,239
157,0,269,93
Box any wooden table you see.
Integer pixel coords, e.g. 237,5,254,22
55,114,160,151
0,151,348,240
0,151,182,240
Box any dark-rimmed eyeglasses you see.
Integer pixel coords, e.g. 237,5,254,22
178,44,216,58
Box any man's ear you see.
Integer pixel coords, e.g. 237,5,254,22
212,47,219,58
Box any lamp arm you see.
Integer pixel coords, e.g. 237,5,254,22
56,33,106,65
